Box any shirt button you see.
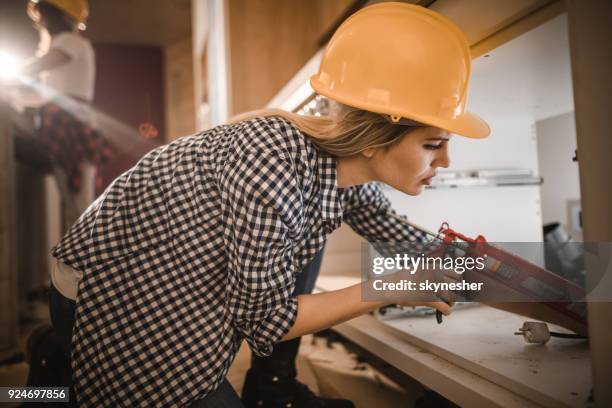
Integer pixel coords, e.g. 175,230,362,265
271,376,279,383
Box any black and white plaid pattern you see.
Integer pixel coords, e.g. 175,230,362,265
52,116,425,407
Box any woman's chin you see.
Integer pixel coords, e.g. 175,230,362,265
411,186,424,195
395,184,422,196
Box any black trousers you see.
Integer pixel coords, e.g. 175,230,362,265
48,285,76,358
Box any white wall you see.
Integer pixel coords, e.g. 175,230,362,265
536,112,581,238
448,118,539,173
385,186,543,242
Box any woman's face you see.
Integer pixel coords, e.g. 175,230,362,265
368,127,451,195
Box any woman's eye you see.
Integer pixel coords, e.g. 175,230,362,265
424,144,442,150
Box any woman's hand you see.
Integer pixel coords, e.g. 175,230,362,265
370,265,458,302
371,266,460,316
396,300,454,316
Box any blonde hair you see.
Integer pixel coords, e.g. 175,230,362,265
228,104,418,157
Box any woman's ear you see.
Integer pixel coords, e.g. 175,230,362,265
360,146,378,159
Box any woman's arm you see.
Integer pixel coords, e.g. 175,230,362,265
281,282,452,341
21,49,71,77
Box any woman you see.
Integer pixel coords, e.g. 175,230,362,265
20,0,111,234
49,3,488,407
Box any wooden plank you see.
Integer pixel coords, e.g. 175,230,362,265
332,314,541,408
227,0,355,114
0,100,19,351
431,0,553,48
16,163,49,298
316,0,369,47
317,276,591,407
470,0,565,58
565,1,612,406
165,37,197,141
381,306,590,407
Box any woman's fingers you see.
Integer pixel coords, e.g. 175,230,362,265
426,301,453,316
437,288,455,305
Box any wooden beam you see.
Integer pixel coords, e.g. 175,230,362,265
316,0,370,47
565,1,612,406
470,0,565,58
0,100,19,351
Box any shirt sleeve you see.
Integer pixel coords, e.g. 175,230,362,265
51,32,82,59
340,182,430,245
220,149,304,356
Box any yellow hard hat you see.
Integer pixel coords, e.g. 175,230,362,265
28,0,89,31
310,2,490,138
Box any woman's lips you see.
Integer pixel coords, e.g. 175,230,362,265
421,173,437,185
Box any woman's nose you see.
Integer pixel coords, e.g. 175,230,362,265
433,146,451,168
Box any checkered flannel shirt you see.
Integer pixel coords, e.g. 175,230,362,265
52,115,428,407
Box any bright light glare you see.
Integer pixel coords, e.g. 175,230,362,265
0,51,21,79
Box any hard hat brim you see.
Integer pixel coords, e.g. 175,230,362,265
379,108,491,139
419,110,491,139
311,76,490,139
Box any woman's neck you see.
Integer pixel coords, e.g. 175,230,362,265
335,155,377,188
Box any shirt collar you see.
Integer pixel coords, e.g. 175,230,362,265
317,153,344,227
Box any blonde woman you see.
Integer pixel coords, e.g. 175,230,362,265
49,3,489,407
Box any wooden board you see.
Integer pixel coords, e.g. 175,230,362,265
316,275,591,408
0,101,19,351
